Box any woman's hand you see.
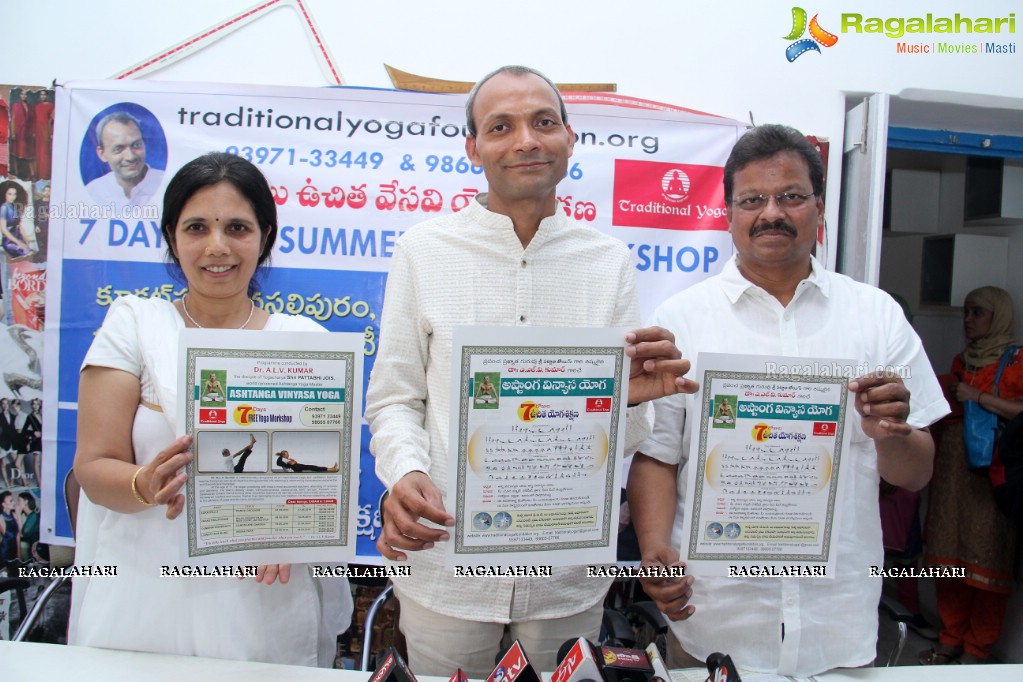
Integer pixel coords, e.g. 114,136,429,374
254,564,291,585
953,381,983,404
136,435,193,519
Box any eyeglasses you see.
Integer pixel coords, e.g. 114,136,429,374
731,192,816,211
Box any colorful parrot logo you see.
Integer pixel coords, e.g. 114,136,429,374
784,7,839,61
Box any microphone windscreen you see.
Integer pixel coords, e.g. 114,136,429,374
552,638,606,682
487,640,541,682
556,639,578,666
706,652,742,682
600,647,654,682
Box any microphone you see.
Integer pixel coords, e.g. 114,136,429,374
706,652,742,682
446,670,469,682
599,646,655,682
486,639,542,682
554,638,655,682
366,647,418,682
552,638,604,682
644,643,671,682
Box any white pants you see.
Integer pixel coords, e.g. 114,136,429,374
397,594,603,677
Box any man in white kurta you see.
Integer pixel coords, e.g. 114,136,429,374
628,124,949,677
365,66,694,677
85,165,163,212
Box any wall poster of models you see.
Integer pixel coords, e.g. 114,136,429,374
1,83,52,641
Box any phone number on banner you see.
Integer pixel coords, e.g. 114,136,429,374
223,146,583,180
224,147,486,176
226,146,383,169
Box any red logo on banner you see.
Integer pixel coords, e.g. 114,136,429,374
200,409,227,424
813,421,836,437
586,397,612,413
612,160,727,231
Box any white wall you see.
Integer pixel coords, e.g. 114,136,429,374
9,1,1021,121
9,0,1021,250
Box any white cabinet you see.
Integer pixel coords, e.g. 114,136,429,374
965,157,1023,225
885,169,940,233
921,233,1008,306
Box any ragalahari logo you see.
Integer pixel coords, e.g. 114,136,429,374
784,7,839,61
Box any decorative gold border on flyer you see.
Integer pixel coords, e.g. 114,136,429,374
185,345,356,556
452,344,625,555
686,370,848,563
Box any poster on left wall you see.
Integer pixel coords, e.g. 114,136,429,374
0,82,56,642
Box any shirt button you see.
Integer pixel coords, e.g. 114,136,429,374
519,315,526,323
521,259,527,267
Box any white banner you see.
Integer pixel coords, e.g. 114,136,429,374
42,79,745,558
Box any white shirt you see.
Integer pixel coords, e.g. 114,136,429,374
639,255,949,677
365,194,652,622
71,296,351,665
85,165,164,212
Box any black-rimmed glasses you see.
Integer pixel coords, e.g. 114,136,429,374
731,192,816,211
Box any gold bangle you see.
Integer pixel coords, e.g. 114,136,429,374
131,467,153,506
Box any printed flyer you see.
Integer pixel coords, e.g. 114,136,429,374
179,328,363,563
448,326,630,567
681,353,854,577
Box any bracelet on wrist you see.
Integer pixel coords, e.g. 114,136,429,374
131,467,153,506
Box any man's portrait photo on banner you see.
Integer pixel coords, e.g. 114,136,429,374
78,102,169,212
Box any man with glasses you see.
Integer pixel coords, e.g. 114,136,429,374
627,124,948,676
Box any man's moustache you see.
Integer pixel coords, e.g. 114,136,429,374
750,222,797,238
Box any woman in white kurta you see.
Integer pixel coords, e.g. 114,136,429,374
70,152,351,666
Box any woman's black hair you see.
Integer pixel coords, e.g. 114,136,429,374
0,180,29,209
18,491,37,512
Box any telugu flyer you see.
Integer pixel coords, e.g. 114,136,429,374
680,352,855,577
447,326,631,567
